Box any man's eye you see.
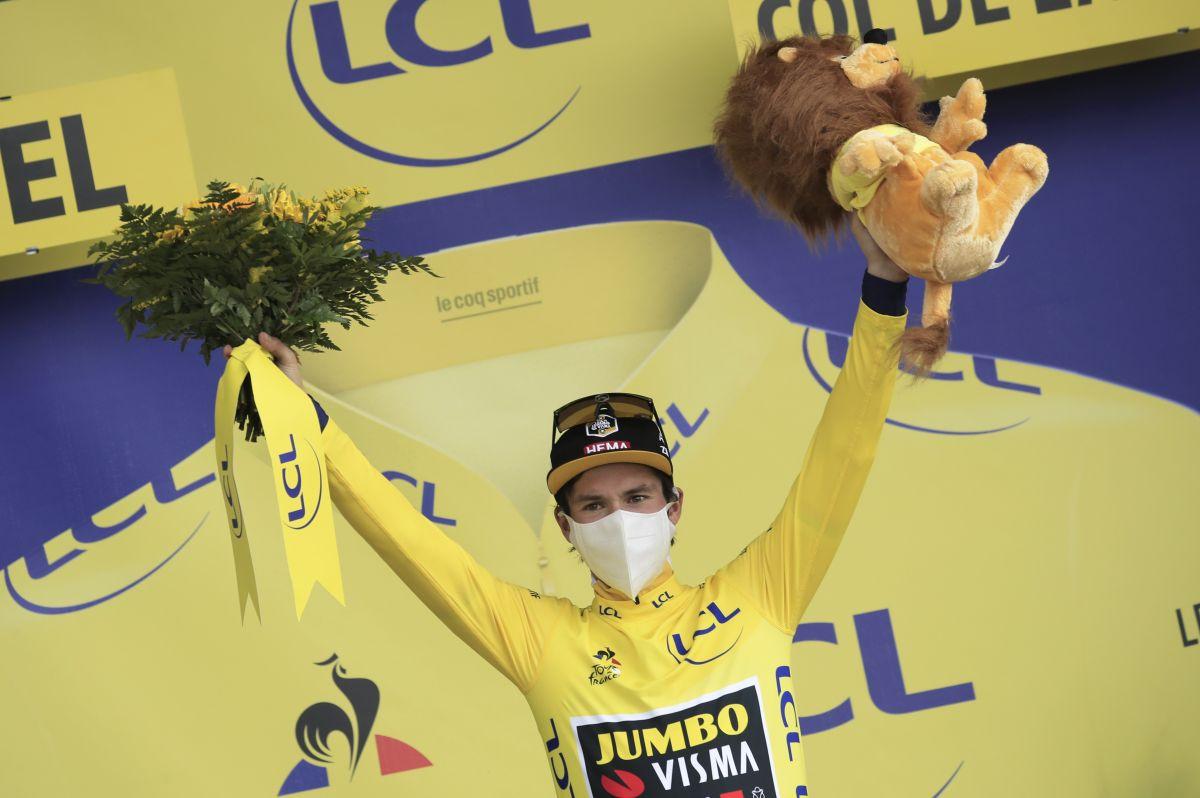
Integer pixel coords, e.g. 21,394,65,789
584,502,602,511
630,495,648,503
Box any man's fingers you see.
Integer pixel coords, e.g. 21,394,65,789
225,335,303,388
225,333,300,372
257,331,296,363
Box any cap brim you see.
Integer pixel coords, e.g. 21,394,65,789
546,450,673,495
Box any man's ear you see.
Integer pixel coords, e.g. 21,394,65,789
668,487,683,525
554,506,572,540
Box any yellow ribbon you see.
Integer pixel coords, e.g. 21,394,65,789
215,339,345,620
213,353,259,620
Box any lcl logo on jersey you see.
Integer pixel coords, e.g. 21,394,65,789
278,433,326,531
285,0,590,166
668,601,743,666
802,327,1042,436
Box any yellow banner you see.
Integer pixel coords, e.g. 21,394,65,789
0,68,195,279
0,1,735,221
3,1,1196,283
729,0,1200,75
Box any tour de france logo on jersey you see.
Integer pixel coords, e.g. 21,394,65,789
586,414,620,438
589,647,623,686
571,678,778,798
284,0,590,167
278,654,432,794
277,432,325,531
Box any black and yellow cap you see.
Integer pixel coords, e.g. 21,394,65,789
546,393,673,495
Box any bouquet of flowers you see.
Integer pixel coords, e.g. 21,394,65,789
83,178,438,440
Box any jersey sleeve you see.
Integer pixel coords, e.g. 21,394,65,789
321,415,568,693
715,298,906,631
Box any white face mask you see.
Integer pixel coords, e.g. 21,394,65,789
565,500,677,600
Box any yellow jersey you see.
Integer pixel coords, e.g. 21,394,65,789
828,123,939,217
320,298,905,798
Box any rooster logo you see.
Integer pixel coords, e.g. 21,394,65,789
278,654,432,795
295,653,379,777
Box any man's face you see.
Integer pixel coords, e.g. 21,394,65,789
555,462,684,537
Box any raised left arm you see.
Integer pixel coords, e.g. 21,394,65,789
715,266,907,631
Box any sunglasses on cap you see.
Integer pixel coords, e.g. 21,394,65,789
551,392,666,446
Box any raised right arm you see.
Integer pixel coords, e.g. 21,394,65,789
314,399,567,693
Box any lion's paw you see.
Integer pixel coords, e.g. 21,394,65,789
944,160,977,196
1010,144,1049,184
889,131,917,155
873,136,905,168
839,140,879,177
955,77,986,120
923,160,977,212
962,119,987,143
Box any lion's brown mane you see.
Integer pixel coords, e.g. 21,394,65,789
713,34,932,242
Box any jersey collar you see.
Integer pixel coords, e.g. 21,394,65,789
589,564,687,618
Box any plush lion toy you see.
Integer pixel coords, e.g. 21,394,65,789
713,29,1048,375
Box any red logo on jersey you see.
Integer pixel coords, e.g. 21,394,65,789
600,769,645,797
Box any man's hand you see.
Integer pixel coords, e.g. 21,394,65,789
850,215,908,283
222,332,304,389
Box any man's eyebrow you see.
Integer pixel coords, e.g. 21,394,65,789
573,484,654,503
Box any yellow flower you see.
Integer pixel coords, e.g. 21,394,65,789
249,265,273,284
158,225,186,243
181,199,208,218
222,191,260,211
181,186,260,217
132,294,169,311
322,186,368,213
268,188,304,222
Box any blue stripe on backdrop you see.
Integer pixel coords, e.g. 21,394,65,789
365,49,1200,415
1,50,1196,569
